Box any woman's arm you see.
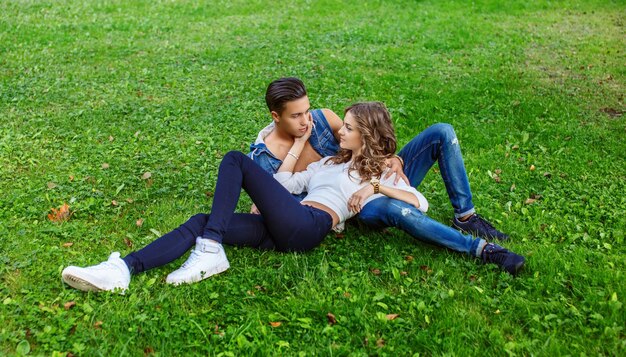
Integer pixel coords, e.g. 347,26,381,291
347,172,428,213
274,159,326,194
277,113,313,173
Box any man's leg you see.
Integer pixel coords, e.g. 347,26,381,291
203,151,330,252
398,123,508,240
123,213,275,275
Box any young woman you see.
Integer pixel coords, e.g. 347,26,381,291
61,102,429,292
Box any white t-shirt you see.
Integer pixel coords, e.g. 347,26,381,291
274,157,428,224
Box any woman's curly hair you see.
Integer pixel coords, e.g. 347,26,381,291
327,102,397,182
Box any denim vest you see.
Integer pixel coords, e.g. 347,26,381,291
248,109,340,200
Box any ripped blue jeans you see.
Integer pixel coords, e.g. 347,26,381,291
358,123,486,256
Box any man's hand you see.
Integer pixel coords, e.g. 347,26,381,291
384,156,409,185
348,185,375,213
250,204,260,215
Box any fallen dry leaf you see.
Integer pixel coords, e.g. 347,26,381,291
94,321,103,329
370,268,381,275
405,255,413,262
48,203,71,223
64,301,76,310
62,242,74,247
495,169,502,175
530,164,536,171
269,322,282,327
386,314,399,320
69,175,75,182
109,135,114,142
327,312,337,325
47,182,57,189
142,172,152,180
377,338,386,347
510,183,516,192
136,218,144,227
600,107,623,118
400,271,408,276
111,200,118,206
343,291,352,298
420,265,433,274
124,237,133,248
102,163,110,169
524,198,537,205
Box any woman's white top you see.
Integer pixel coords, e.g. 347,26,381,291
274,157,428,224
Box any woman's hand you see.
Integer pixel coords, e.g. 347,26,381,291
348,184,375,213
384,156,409,185
294,112,313,144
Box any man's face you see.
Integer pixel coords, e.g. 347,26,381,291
272,96,311,138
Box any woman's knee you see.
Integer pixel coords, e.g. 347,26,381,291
387,200,425,225
429,123,457,142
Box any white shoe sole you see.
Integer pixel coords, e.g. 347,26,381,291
62,273,104,292
166,261,230,286
62,268,127,293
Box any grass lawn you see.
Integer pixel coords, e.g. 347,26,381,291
1,0,625,355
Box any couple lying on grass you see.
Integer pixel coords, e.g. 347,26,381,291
62,78,525,293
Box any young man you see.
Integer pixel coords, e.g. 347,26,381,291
249,77,522,274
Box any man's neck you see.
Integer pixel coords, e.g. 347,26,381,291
267,125,295,144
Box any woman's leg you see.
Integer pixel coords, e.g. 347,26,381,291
359,197,486,257
398,123,474,218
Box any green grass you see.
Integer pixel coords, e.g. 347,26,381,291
1,0,625,355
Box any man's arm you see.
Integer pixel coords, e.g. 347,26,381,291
322,108,343,142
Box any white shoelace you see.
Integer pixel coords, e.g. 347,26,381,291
181,248,204,269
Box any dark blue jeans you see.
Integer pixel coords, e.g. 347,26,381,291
123,151,332,274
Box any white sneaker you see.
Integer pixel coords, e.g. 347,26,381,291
62,252,131,293
166,238,230,285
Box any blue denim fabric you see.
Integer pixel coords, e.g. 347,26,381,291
248,109,340,175
123,152,333,274
398,123,475,218
247,109,339,201
359,197,486,257
359,123,485,257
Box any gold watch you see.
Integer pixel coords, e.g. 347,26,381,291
370,178,380,194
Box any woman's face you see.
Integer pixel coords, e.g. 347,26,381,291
338,111,363,154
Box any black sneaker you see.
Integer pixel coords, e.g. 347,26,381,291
452,214,509,241
481,243,525,276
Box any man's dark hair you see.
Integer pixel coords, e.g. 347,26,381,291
265,77,307,114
